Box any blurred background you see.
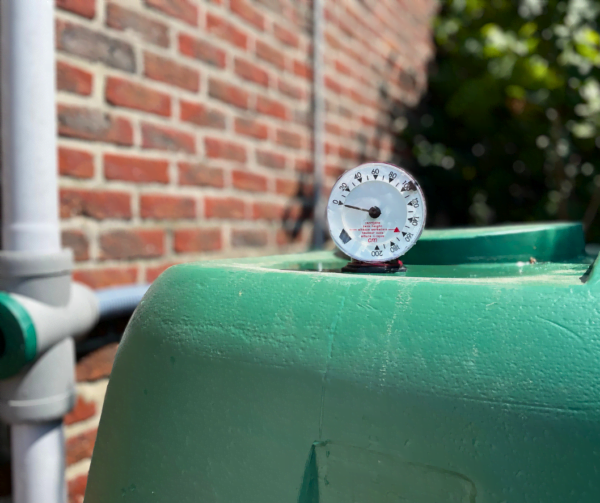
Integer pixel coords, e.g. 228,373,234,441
1,0,599,502
395,0,600,242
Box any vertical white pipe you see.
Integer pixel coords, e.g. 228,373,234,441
11,422,66,503
312,0,326,248
1,0,60,253
2,3,66,503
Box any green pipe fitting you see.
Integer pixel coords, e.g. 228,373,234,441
0,282,99,381
0,292,36,379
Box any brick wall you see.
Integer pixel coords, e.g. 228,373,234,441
54,0,436,501
57,0,434,289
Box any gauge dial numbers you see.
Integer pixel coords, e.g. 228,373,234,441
326,163,426,263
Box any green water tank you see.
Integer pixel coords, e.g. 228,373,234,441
85,223,600,503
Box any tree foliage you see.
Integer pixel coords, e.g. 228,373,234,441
395,0,600,240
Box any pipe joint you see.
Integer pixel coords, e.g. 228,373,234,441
0,282,99,381
0,249,73,306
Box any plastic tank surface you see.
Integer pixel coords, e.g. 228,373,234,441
85,223,600,503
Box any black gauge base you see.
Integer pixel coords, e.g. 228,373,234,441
342,259,407,274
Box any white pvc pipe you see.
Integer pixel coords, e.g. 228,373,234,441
11,422,66,503
2,4,65,503
312,0,326,249
96,284,150,319
1,0,60,253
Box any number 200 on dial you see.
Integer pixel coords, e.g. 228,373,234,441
326,163,427,262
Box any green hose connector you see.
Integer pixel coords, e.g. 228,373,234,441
0,292,37,379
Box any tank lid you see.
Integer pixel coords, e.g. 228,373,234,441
402,222,585,265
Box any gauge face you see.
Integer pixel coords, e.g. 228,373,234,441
327,163,426,262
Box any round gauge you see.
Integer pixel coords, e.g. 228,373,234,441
327,162,426,263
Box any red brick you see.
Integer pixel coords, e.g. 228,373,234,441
144,0,198,26
255,0,283,14
73,268,137,289
335,59,353,77
278,79,304,100
231,228,268,247
58,147,94,179
234,58,269,87
178,33,226,68
252,202,284,220
230,0,265,30
76,343,119,380
209,78,249,109
142,123,196,153
57,0,95,19
57,61,93,96
326,164,345,178
235,117,269,140
325,76,343,94
100,229,165,260
339,145,357,160
58,105,133,146
106,3,169,48
68,474,87,503
180,100,226,129
295,158,313,172
56,21,135,73
64,396,96,426
350,88,376,108
333,12,354,38
105,76,171,117
273,23,299,47
62,230,89,262
205,137,246,162
232,170,268,192
60,188,131,220
174,228,222,253
144,52,200,92
293,59,312,80
256,149,286,169
338,104,354,119
290,5,308,28
276,177,299,196
325,142,337,156
178,162,224,188
255,95,287,119
206,12,248,49
341,44,368,70
104,154,169,183
145,262,179,282
326,122,343,136
276,129,303,149
66,428,97,465
205,197,246,219
361,115,377,128
326,31,342,51
256,40,285,70
140,194,196,219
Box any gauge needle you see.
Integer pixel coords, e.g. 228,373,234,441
344,204,369,212
344,204,382,219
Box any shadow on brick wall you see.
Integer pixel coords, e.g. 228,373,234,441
281,173,315,245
